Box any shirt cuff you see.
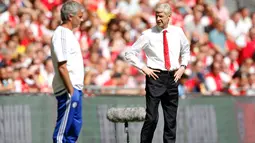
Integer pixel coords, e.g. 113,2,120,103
181,60,189,67
136,63,146,70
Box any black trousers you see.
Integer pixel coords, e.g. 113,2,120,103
140,70,179,143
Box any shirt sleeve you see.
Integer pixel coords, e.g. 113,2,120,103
179,28,190,66
225,20,232,35
52,29,67,62
124,33,148,70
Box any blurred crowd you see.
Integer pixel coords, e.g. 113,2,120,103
0,0,254,96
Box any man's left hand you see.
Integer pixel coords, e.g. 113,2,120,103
174,66,185,82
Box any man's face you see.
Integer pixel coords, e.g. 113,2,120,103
252,14,255,25
217,0,224,7
9,4,18,15
242,8,249,17
71,10,84,29
194,10,202,21
233,13,241,23
216,22,224,32
155,11,170,29
249,28,255,40
212,63,221,75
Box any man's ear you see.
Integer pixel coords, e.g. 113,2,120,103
68,14,73,21
168,14,171,21
168,13,171,18
168,14,172,24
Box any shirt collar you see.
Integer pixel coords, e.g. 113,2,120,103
156,25,170,33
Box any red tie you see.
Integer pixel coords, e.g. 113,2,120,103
163,30,170,70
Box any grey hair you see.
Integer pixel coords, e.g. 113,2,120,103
155,3,172,16
60,1,84,22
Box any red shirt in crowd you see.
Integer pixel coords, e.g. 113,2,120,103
41,0,62,11
239,40,255,64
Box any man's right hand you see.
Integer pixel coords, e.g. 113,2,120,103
141,66,160,80
68,88,74,97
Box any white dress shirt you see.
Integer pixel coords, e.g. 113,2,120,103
125,25,190,71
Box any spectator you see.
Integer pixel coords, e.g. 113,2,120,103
205,62,224,95
41,57,54,92
209,20,227,55
239,27,255,64
97,0,117,28
224,49,239,76
0,67,14,92
225,11,244,44
0,3,19,33
94,58,111,86
212,0,229,22
186,60,206,93
251,12,255,27
247,73,255,96
239,7,252,34
184,8,205,36
178,74,189,98
117,0,141,18
14,67,30,92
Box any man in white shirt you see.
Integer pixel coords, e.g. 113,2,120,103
51,1,85,143
125,3,190,143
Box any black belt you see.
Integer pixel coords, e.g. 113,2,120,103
148,67,177,75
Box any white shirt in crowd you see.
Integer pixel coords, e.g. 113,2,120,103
225,19,246,39
225,18,252,47
205,72,231,92
51,26,84,96
125,25,190,71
